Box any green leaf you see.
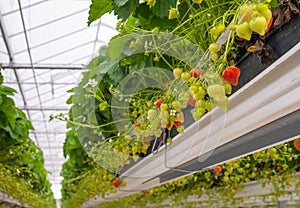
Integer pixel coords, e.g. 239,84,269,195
270,0,280,8
88,0,113,26
107,34,134,60
114,0,129,7
0,85,17,96
0,98,16,128
113,0,138,20
152,0,177,18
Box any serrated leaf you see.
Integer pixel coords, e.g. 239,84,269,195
88,0,113,26
152,0,177,18
114,0,129,6
113,0,138,20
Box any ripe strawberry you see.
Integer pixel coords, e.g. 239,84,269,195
173,68,182,78
236,22,252,41
249,16,267,36
181,72,191,82
155,99,164,108
276,164,283,171
174,121,181,127
113,180,121,188
168,8,179,20
187,98,196,106
222,66,240,86
214,166,222,174
144,190,151,194
134,123,141,128
239,4,254,22
207,85,225,102
190,69,199,78
166,122,172,130
294,139,300,151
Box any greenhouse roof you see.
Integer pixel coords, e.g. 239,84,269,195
0,0,118,200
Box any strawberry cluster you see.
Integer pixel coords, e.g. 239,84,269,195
235,3,273,40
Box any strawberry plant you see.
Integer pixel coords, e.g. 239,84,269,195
0,68,55,208
60,0,300,207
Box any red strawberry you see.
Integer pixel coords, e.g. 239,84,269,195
113,180,121,188
265,16,273,33
134,123,141,128
166,122,172,129
187,98,196,106
222,66,240,86
155,99,164,108
214,166,222,174
294,139,300,151
190,69,199,78
276,164,283,171
174,121,181,127
144,190,151,194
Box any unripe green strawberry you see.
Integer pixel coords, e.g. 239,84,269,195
181,72,191,82
215,96,228,112
236,22,252,41
224,82,232,95
216,24,226,34
197,107,206,117
176,125,184,133
258,8,272,24
239,4,255,22
208,43,219,53
205,100,212,112
172,100,181,112
168,8,179,20
210,28,219,40
173,68,182,78
147,109,157,120
193,87,205,100
211,53,218,61
207,84,225,102
256,3,271,21
196,99,205,109
160,103,168,111
249,16,267,36
189,85,198,94
192,0,203,4
229,24,236,31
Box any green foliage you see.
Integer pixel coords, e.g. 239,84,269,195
88,0,113,26
0,69,55,207
94,140,300,208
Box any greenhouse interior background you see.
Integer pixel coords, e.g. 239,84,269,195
0,0,118,205
1,0,300,208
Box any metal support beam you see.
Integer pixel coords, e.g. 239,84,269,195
1,63,87,70
0,8,38,145
21,106,69,111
